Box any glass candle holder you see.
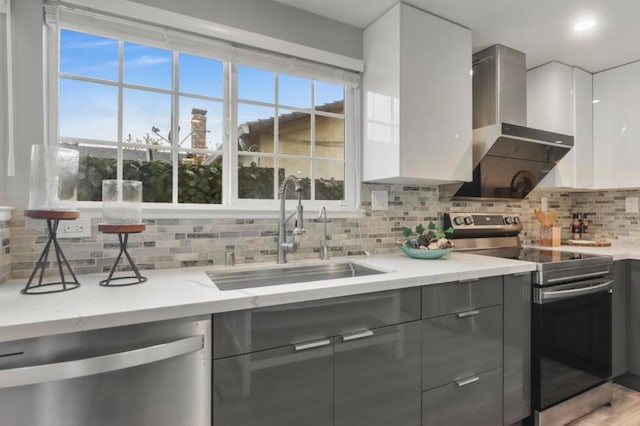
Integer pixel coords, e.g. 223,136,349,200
102,180,143,224
28,145,79,211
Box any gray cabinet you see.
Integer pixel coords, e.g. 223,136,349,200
504,272,531,425
422,368,503,426
334,322,421,426
628,261,640,375
422,276,502,319
213,288,422,426
613,261,628,377
422,305,503,390
214,339,334,426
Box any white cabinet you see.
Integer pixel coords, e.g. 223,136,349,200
527,62,593,189
362,3,472,184
593,61,640,189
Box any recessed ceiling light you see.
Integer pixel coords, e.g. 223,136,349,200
573,18,597,32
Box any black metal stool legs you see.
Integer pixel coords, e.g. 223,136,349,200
100,232,147,287
22,219,81,294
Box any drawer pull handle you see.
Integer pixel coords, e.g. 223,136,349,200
457,310,480,318
294,339,331,352
458,278,479,284
456,376,480,387
342,330,374,342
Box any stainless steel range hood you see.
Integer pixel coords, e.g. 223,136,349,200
440,45,573,200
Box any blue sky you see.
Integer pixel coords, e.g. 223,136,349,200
59,29,344,152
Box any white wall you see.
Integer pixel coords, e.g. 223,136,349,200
0,12,6,204
3,0,363,208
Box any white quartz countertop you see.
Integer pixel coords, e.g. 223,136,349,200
527,241,640,261
0,252,535,343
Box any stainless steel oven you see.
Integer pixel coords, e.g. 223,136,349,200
532,276,612,424
444,212,614,426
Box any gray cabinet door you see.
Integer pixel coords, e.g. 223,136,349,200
214,339,333,426
613,260,627,377
504,272,531,425
422,305,503,390
334,322,421,426
628,261,640,375
422,367,503,426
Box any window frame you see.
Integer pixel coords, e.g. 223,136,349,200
45,15,360,216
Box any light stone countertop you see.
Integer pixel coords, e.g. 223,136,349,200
0,251,536,343
527,241,640,261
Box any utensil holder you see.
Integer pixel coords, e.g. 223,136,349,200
540,226,561,247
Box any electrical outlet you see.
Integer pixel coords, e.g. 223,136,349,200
626,197,639,213
541,197,548,212
59,218,92,238
371,190,389,211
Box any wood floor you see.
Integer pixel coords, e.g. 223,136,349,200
568,384,640,425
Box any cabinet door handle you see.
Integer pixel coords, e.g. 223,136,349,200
341,330,374,342
512,272,530,277
294,339,331,352
458,278,479,284
456,376,480,387
457,309,480,318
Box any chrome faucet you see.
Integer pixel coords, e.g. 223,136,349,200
317,206,330,260
277,175,305,264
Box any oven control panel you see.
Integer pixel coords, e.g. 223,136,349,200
444,213,523,235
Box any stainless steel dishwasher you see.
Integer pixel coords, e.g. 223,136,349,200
0,315,211,426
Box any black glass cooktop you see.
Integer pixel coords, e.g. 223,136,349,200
517,248,602,264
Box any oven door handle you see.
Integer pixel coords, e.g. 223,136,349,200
537,280,613,304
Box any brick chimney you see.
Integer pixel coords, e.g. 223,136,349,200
191,108,207,150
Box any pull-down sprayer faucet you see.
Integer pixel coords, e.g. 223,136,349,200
277,175,305,264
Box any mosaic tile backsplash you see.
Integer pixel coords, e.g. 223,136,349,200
0,219,9,283
0,182,607,282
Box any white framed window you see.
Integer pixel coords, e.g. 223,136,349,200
44,2,361,214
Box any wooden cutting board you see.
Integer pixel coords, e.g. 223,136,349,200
561,240,612,247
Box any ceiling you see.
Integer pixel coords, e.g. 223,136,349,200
275,0,640,73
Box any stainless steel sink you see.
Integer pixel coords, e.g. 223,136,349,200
207,262,385,291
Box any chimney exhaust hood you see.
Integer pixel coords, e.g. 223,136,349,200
440,45,573,200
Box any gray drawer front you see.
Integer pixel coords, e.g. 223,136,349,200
422,368,502,426
214,341,333,426
214,288,420,358
422,305,503,391
422,276,502,319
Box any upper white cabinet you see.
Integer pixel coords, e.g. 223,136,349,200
593,61,640,189
527,62,593,189
362,3,472,184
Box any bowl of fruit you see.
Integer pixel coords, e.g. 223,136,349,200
398,222,454,259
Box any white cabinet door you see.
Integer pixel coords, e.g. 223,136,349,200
593,61,640,189
528,63,593,189
363,3,472,184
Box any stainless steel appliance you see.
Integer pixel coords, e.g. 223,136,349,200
445,212,613,425
440,45,574,200
0,316,211,426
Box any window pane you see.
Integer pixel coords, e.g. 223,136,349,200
238,158,275,199
59,79,118,141
178,151,222,204
238,65,274,103
316,81,344,113
278,159,310,200
76,146,117,201
237,103,275,153
124,42,172,89
179,98,223,150
315,116,344,160
123,147,173,203
279,74,311,109
279,109,310,156
123,89,171,145
315,161,344,200
179,53,223,98
60,29,118,81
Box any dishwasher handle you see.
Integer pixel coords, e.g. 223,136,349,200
0,335,204,389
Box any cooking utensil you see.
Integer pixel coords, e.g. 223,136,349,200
534,208,548,226
548,211,558,226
